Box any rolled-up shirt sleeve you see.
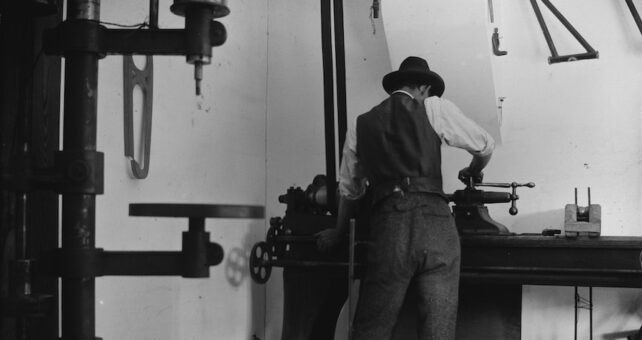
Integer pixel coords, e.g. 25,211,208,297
338,117,367,200
425,97,495,157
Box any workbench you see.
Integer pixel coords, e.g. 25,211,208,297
454,234,642,340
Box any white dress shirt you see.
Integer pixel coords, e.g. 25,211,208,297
338,90,495,200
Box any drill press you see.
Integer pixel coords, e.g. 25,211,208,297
170,0,230,95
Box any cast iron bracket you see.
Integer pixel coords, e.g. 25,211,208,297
530,0,599,64
0,150,104,194
45,204,264,278
42,20,227,57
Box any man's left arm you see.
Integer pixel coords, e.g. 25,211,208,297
316,118,365,251
425,97,495,182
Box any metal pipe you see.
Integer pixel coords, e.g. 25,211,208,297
625,0,642,37
530,0,558,57
150,0,159,29
541,0,596,53
348,219,355,340
589,286,593,340
334,0,347,161
320,0,336,212
574,286,578,340
61,1,100,338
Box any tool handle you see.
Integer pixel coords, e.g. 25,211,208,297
476,182,535,188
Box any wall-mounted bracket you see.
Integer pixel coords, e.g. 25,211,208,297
44,204,265,278
625,0,642,38
123,55,153,179
492,28,507,56
530,0,599,64
0,151,104,194
43,20,227,57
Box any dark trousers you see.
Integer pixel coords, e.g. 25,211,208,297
352,193,461,340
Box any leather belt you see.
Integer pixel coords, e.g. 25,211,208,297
370,176,445,205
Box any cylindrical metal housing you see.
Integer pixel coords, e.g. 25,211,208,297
60,1,100,339
170,0,229,18
66,0,100,20
185,6,214,64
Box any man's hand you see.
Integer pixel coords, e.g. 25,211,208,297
315,228,343,251
458,166,483,185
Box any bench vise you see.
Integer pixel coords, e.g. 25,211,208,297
449,181,535,235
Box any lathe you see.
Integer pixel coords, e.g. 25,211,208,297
249,175,538,338
250,176,642,339
250,175,535,283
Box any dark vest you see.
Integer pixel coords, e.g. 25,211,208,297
356,93,444,200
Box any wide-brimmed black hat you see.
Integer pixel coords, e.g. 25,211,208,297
382,56,445,97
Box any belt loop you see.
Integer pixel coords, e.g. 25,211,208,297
392,185,405,198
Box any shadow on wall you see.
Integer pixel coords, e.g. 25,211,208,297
503,208,566,234
227,221,266,339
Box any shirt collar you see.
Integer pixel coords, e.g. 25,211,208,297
390,90,414,99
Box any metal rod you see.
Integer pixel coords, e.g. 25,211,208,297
488,0,495,23
588,187,591,206
334,0,347,162
61,1,100,339
461,266,642,274
574,286,578,340
540,0,596,53
348,219,355,340
101,251,183,276
321,0,337,212
625,0,642,37
589,286,593,340
149,0,159,29
530,0,558,57
269,259,362,268
548,51,599,64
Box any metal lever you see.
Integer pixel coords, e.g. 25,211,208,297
123,55,153,179
475,182,536,215
476,182,536,189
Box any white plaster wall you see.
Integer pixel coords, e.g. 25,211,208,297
378,1,639,337
381,0,641,338
487,0,642,338
88,0,642,338
265,0,642,338
92,0,268,339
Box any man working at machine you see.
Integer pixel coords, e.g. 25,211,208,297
316,56,495,339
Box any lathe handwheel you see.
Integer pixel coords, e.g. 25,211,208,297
249,242,272,284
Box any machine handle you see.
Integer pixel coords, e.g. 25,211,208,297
475,182,535,189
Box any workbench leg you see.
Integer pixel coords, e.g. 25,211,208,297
456,283,522,340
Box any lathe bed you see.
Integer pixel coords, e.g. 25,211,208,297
461,234,642,288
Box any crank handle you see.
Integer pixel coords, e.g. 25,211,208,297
476,182,536,189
